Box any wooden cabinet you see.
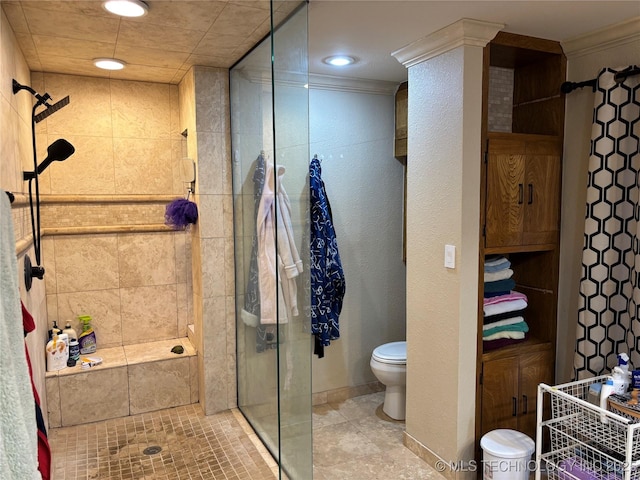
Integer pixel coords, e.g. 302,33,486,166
394,81,408,159
481,347,554,440
485,133,562,249
476,31,566,459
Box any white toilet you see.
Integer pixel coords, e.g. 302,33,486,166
370,341,407,420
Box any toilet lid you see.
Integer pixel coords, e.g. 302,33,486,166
372,341,406,364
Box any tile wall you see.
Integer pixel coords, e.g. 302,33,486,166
34,73,194,351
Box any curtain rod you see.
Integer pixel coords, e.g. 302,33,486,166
561,66,640,94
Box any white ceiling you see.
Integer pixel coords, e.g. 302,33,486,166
2,0,639,85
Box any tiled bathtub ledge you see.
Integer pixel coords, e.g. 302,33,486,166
46,337,198,429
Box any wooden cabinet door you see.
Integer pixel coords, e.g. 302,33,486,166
485,137,526,247
517,348,554,439
481,356,519,437
522,140,561,245
485,133,561,249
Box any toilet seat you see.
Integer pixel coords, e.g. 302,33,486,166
372,341,406,365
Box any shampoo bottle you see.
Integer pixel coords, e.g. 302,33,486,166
62,321,77,340
78,315,97,354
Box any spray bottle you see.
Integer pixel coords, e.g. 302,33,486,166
600,377,615,424
78,315,97,354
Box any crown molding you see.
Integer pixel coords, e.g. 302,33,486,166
561,16,640,58
308,74,398,95
392,18,504,68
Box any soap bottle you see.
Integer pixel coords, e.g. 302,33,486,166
62,321,77,340
46,332,69,372
78,315,97,354
612,366,631,395
600,377,615,424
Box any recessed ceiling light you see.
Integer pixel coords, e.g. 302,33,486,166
323,55,356,67
102,0,148,17
94,58,126,70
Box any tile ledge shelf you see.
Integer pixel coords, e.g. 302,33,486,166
43,224,176,236
45,337,196,378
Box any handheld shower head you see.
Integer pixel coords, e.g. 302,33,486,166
37,139,75,174
23,139,75,180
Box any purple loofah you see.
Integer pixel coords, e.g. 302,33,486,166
165,198,198,229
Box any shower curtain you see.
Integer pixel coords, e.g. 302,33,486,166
574,66,640,380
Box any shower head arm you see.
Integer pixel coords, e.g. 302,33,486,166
12,79,52,107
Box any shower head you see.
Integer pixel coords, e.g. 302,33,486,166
34,96,70,123
24,139,75,180
37,139,75,174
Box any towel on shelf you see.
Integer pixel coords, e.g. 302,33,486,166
484,268,513,283
483,319,529,338
484,278,516,294
482,316,525,331
483,308,527,324
484,256,511,272
484,332,529,351
483,291,528,306
483,330,526,342
0,191,41,480
484,298,528,317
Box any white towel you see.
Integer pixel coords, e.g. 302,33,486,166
0,191,41,480
483,298,528,317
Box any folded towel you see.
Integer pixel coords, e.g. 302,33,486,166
484,256,511,272
484,268,513,282
483,291,528,306
482,316,525,330
484,290,512,298
484,278,516,293
483,330,526,341
0,191,40,480
484,299,528,317
483,320,529,338
484,308,527,324
483,332,528,352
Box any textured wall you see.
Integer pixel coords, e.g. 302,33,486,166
405,43,483,469
309,86,406,393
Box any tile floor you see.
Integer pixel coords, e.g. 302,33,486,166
49,392,446,480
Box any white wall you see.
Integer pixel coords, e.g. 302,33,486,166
309,80,406,393
557,18,640,383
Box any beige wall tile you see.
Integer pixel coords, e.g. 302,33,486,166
110,80,171,139
21,6,119,44
117,232,176,287
59,367,129,426
48,135,116,195
174,231,188,283
45,376,61,428
54,235,119,293
46,294,58,327
195,131,227,195
196,194,224,239
128,358,191,414
113,137,173,194
56,289,122,349
189,355,199,404
120,285,178,344
41,236,57,293
201,237,226,298
176,282,188,337
42,74,113,137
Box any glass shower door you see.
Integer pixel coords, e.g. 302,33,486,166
231,2,311,478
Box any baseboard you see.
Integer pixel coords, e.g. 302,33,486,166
312,381,384,406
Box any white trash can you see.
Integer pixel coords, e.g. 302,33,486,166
480,429,535,480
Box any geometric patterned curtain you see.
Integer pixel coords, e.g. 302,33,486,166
574,66,640,380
